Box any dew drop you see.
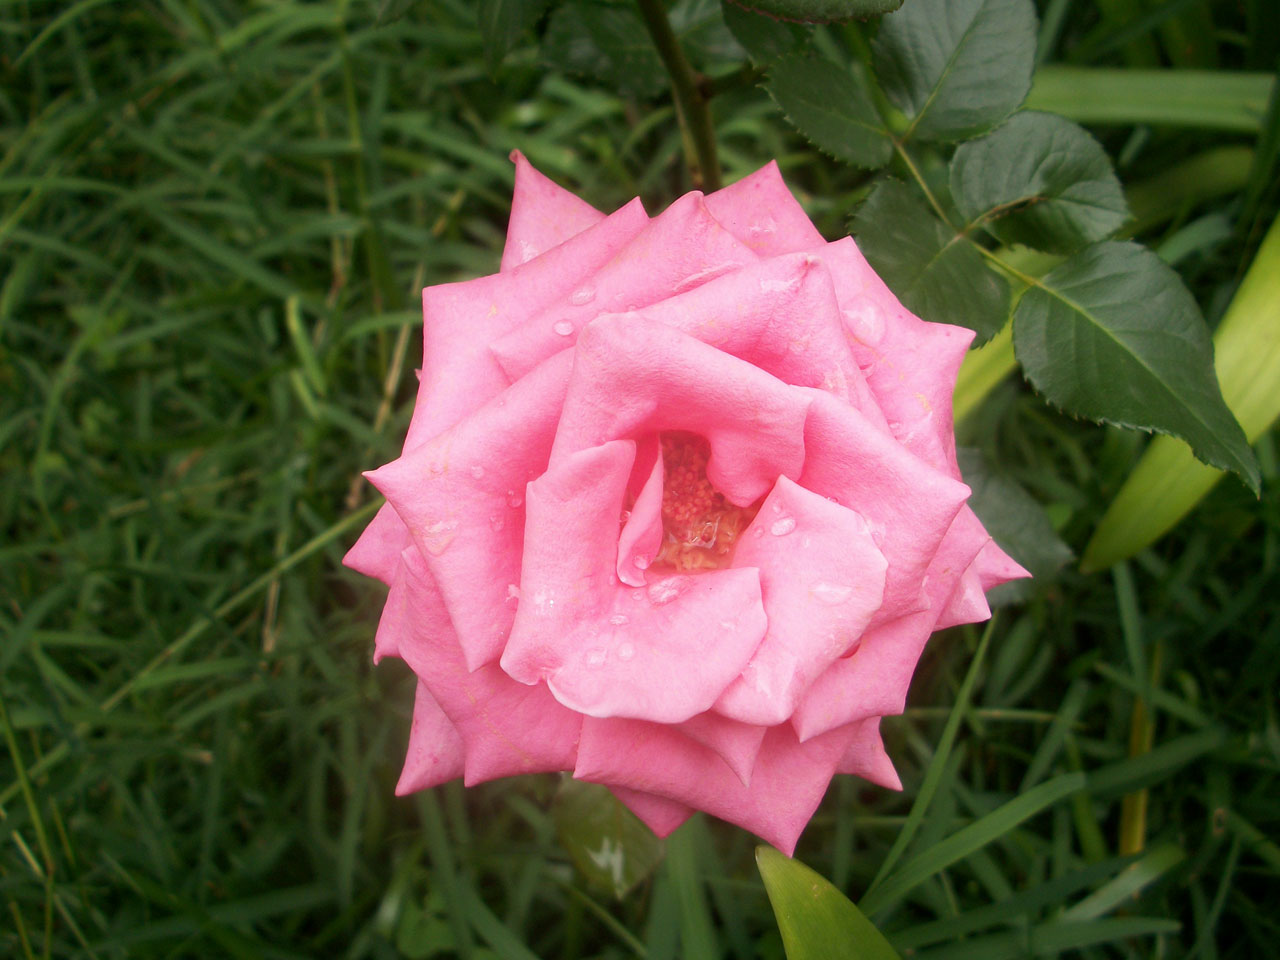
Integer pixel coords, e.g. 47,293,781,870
585,648,607,667
616,642,635,661
553,320,574,336
770,516,796,536
489,515,505,532
422,518,459,555
506,583,521,601
647,577,681,605
608,614,629,626
752,526,764,539
470,465,485,479
570,285,596,306
507,489,523,508
632,553,651,570
811,581,854,605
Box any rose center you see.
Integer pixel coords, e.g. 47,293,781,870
651,432,760,572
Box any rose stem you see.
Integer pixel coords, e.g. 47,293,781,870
634,0,722,192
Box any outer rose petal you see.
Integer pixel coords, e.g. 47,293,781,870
551,315,811,507
791,506,993,742
798,388,970,627
503,440,769,724
392,547,582,785
343,199,649,585
834,717,901,791
366,353,573,670
609,786,693,837
396,681,466,795
501,150,606,272
714,477,888,727
705,160,826,256
615,436,663,587
575,717,859,856
677,711,768,786
490,192,756,383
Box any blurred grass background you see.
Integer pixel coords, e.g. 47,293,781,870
1,1,1277,957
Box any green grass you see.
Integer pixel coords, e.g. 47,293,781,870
2,1,1277,957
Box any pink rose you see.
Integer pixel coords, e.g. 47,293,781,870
345,154,1027,854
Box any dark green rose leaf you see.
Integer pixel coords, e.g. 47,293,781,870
766,54,892,168
958,448,1072,603
477,0,553,70
553,779,665,899
725,0,902,21
872,0,1037,142
853,179,1010,343
950,111,1129,253
722,0,810,62
1014,242,1260,493
671,0,748,70
757,846,903,960
543,2,667,99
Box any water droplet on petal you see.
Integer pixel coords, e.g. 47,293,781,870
570,285,596,305
770,516,796,536
507,489,523,508
616,642,635,661
608,614,629,626
470,465,485,479
811,581,854,605
506,583,521,601
632,554,651,570
752,526,764,539
553,320,574,336
586,648,607,667
489,515,505,532
422,519,459,555
647,577,681,605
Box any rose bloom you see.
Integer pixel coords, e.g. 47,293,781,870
345,154,1026,854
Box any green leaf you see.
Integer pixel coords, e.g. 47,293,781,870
724,0,902,21
756,846,902,960
766,54,892,168
872,0,1037,141
1013,242,1261,494
852,179,1009,343
477,0,553,71
542,2,667,99
860,773,1086,916
957,448,1071,604
721,0,810,62
950,111,1129,254
552,779,666,899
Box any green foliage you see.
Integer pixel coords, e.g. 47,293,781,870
872,0,1037,142
724,0,902,22
553,779,667,898
765,54,891,167
852,179,1009,343
757,846,901,960
1014,242,1260,494
949,111,1128,254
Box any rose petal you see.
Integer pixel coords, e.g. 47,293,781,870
811,236,973,475
790,506,992,741
714,477,888,726
503,440,769,724
396,681,466,795
575,717,858,855
608,786,693,837
551,314,811,507
412,197,649,453
615,436,664,587
620,252,878,413
343,501,414,586
935,529,1030,629
834,717,901,791
501,150,606,272
490,191,756,383
367,353,573,670
677,712,768,786
798,388,970,627
393,547,582,785
706,160,826,256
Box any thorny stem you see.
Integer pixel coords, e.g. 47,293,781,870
635,0,722,191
